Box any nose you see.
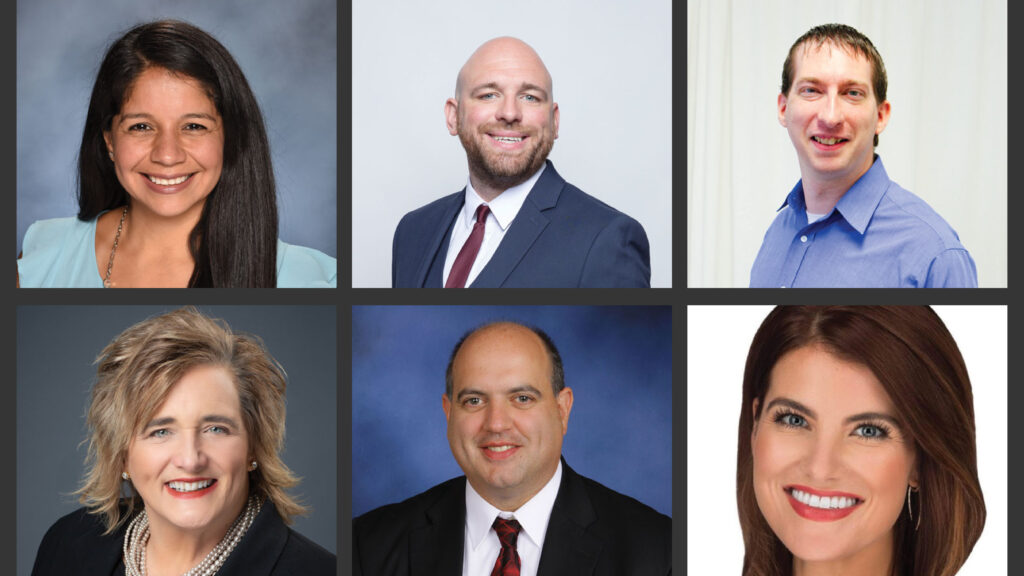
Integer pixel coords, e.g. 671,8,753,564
803,434,843,482
817,93,844,128
150,129,187,165
172,431,209,472
495,95,522,124
482,400,513,432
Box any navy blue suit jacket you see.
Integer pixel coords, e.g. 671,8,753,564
391,162,651,287
353,460,671,576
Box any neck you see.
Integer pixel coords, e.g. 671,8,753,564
144,514,236,576
468,173,507,203
121,203,202,255
799,156,874,214
792,531,894,576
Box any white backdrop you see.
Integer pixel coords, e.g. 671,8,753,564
353,0,672,287
687,0,1007,287
686,306,1008,574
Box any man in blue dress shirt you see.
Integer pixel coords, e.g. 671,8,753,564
750,24,976,288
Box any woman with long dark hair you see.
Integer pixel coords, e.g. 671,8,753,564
737,306,985,576
17,20,336,287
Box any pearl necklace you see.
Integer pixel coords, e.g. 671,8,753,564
122,495,262,576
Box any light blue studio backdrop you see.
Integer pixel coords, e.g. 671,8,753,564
16,0,337,257
352,306,672,518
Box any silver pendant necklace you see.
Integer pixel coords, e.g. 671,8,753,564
103,205,128,288
122,495,262,576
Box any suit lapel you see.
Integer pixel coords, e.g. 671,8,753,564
471,162,564,288
413,194,463,287
409,480,466,576
537,461,604,576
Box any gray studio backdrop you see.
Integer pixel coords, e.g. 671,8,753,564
17,306,337,576
352,0,673,287
16,0,337,257
352,305,672,518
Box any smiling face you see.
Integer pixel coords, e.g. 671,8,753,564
442,323,572,511
445,38,559,199
778,42,890,191
125,364,251,538
751,344,916,571
104,67,224,223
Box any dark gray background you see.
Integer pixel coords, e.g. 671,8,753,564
16,0,337,258
17,305,337,576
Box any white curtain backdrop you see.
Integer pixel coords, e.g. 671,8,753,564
687,0,1007,287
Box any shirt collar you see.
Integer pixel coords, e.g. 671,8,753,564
462,163,547,232
781,155,890,235
464,459,563,552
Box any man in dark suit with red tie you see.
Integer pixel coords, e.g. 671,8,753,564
353,322,671,575
391,37,650,288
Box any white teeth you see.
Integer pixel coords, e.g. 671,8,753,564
493,136,523,143
148,174,190,186
813,136,843,145
790,488,859,509
487,445,514,452
168,479,213,492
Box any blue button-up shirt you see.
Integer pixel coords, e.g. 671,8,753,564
750,156,976,288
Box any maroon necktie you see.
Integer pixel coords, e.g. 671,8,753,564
490,517,522,576
445,204,490,288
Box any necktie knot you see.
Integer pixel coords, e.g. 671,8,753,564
475,203,491,224
491,516,522,576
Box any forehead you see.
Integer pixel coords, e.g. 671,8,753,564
151,364,241,416
766,345,895,414
460,44,552,94
791,42,874,87
121,67,217,112
451,325,551,391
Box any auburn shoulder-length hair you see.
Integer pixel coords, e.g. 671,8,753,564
736,306,985,576
78,20,277,287
76,307,305,532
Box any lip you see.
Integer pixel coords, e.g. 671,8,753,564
486,132,528,150
480,442,520,461
785,485,863,522
809,135,849,152
142,172,195,194
165,477,217,499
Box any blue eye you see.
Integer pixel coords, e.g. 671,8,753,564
854,424,890,439
773,411,808,428
207,425,228,434
148,428,170,438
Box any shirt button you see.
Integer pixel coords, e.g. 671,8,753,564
800,235,808,243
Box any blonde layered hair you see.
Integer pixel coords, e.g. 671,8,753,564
76,307,306,532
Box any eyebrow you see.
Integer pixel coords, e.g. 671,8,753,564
456,384,544,401
143,414,240,430
470,81,549,100
118,112,219,123
764,397,902,428
795,77,870,89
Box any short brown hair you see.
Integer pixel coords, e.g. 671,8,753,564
444,321,565,398
737,306,985,576
781,24,888,147
76,307,307,532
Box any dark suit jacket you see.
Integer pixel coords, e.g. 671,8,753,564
31,500,336,576
391,161,651,287
353,460,671,576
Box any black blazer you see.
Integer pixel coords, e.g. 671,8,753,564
354,460,671,576
31,500,336,576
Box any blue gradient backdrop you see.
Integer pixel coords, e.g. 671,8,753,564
16,0,337,257
352,305,672,518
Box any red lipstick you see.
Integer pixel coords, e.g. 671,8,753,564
165,478,217,499
785,485,863,522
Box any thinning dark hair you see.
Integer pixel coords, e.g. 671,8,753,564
781,23,888,147
78,20,277,287
445,321,565,398
737,306,985,576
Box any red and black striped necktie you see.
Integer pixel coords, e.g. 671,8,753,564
490,517,522,576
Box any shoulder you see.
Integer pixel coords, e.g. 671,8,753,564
544,177,647,234
19,216,100,288
276,240,337,287
574,472,671,534
395,191,463,233
877,183,967,250
271,527,337,575
355,477,463,535
32,507,123,575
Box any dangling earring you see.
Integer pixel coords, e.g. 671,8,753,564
906,485,920,531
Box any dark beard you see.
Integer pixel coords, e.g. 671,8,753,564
459,125,554,193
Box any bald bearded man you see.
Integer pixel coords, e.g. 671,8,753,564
391,37,650,288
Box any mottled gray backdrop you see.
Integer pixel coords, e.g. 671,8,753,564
16,0,337,257
17,306,337,576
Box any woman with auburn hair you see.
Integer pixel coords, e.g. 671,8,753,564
31,308,335,575
737,306,985,576
17,20,335,287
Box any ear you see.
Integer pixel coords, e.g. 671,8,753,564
556,386,573,435
875,99,891,136
751,398,761,435
552,102,560,139
777,93,789,127
104,131,114,157
445,98,460,136
442,393,452,422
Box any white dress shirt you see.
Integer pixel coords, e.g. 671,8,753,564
461,460,563,576
442,164,547,287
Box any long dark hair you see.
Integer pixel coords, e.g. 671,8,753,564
737,306,986,576
78,20,277,287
